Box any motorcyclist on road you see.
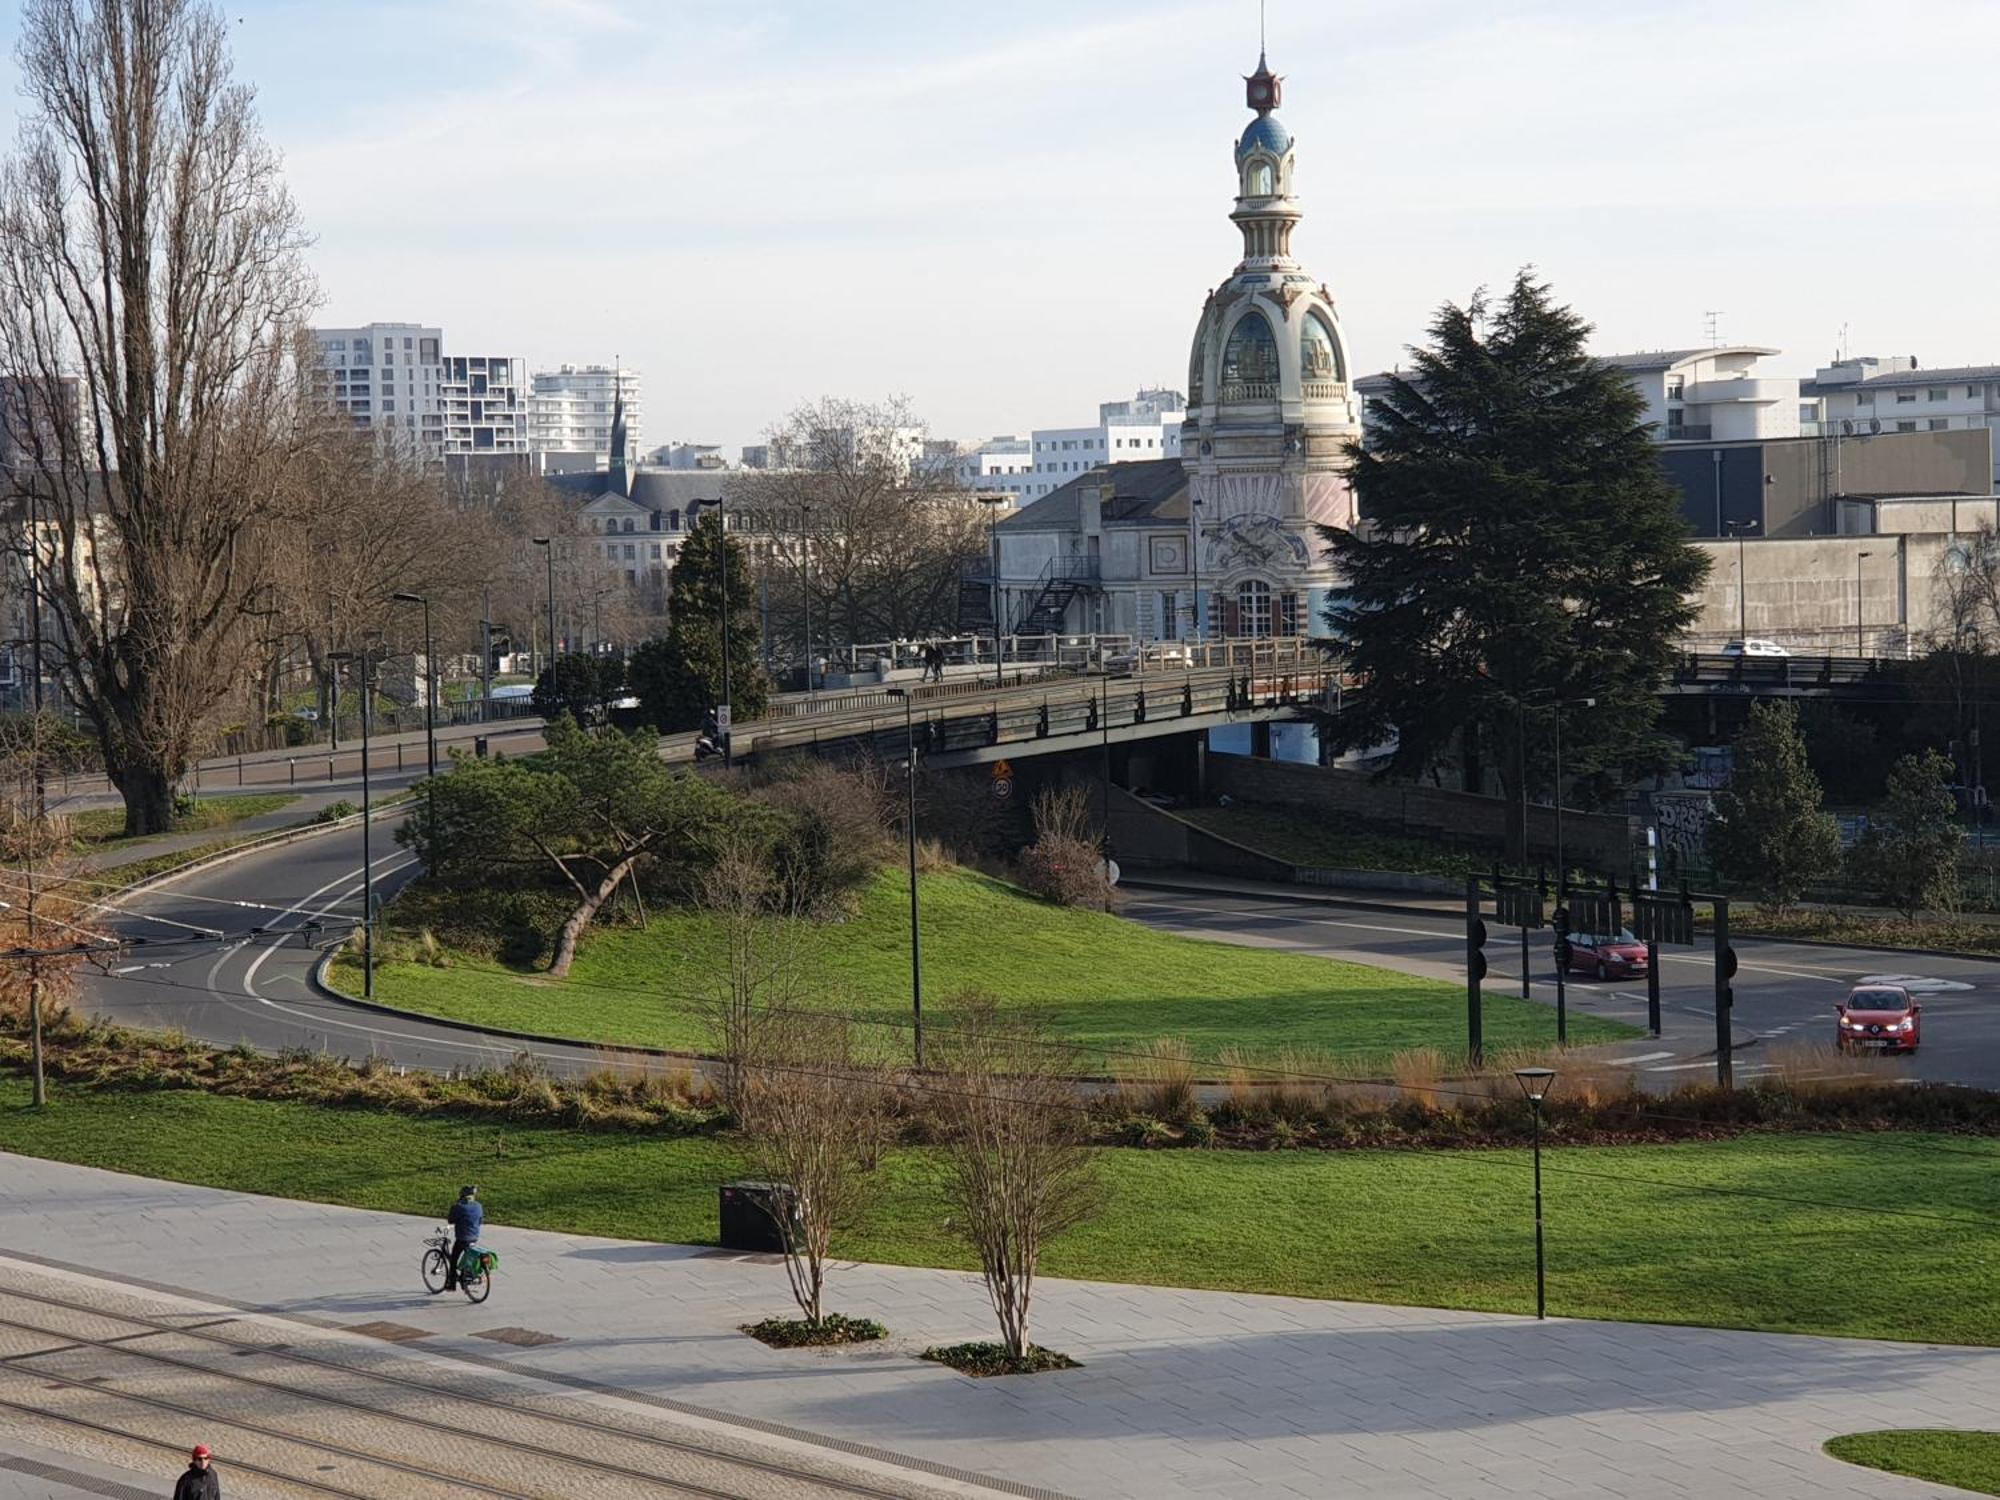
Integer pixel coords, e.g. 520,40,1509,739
441,1184,483,1292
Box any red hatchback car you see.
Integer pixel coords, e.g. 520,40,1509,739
1558,929,1649,981
1836,985,1922,1054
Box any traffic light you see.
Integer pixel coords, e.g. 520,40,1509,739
1554,936,1574,970
1468,917,1488,983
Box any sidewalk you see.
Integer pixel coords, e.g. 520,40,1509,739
1125,868,1465,918
0,1152,1985,1499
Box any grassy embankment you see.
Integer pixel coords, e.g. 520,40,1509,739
0,1077,1994,1345
1825,1432,2000,1495
338,865,1636,1068
69,794,300,849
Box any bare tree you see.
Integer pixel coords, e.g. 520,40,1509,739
730,396,986,662
0,801,100,1107
696,838,815,1118
740,1008,885,1330
0,0,316,833
932,995,1102,1363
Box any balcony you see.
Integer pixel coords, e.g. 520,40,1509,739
1663,424,1712,442
1219,382,1279,403
1302,381,1348,402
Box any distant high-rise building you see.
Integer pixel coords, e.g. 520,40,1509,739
312,322,527,457
529,365,642,469
954,390,1189,502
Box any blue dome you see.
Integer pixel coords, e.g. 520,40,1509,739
1236,114,1293,161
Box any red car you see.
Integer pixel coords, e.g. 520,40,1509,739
1836,985,1922,1054
1557,928,1649,981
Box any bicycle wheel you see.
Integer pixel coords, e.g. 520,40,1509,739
420,1248,450,1294
461,1268,492,1304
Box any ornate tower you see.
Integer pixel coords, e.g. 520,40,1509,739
1182,52,1357,637
607,370,630,495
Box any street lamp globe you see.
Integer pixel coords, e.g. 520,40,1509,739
1512,1065,1557,1103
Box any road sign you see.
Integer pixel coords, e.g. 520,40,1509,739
991,760,1014,801
1496,886,1544,928
1632,895,1694,946
714,704,731,732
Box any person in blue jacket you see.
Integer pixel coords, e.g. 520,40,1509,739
441,1184,483,1291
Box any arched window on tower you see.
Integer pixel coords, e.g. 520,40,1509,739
1188,326,1207,405
1245,157,1275,197
1237,579,1273,638
1301,313,1344,385
1221,311,1279,397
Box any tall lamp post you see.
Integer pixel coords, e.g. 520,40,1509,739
980,493,1009,687
886,687,923,1068
1723,519,1760,642
328,641,380,999
1513,1066,1558,1319
799,501,815,692
391,591,438,854
532,537,557,679
1855,549,1874,657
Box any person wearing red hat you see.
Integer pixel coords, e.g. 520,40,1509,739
172,1444,219,1499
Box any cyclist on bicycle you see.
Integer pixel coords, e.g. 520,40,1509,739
440,1184,483,1292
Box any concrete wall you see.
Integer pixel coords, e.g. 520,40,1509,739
1206,753,1637,872
1686,531,1979,654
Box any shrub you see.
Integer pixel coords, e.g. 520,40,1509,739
1112,1036,1197,1123
1016,786,1117,909
314,799,359,824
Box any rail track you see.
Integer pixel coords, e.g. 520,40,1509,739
0,1275,956,1500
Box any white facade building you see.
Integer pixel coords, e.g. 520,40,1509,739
957,390,1188,503
528,365,640,468
1599,347,1800,442
1805,356,2000,487
314,323,527,457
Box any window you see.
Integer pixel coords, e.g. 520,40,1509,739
1221,310,1279,392
1929,388,1950,401
1856,391,1874,406
623,544,636,560
1278,591,1301,636
1896,391,1917,403
1930,419,1952,431
384,351,395,366
383,399,395,412
1245,159,1274,196
1666,375,1685,401
650,544,661,559
1160,591,1181,639
1300,312,1343,382
1236,579,1273,638
403,337,413,350
1896,420,1918,432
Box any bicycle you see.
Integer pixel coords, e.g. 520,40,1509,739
420,1228,494,1303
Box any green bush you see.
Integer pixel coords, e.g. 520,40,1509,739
315,800,359,824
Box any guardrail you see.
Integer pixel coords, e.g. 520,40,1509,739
1672,653,1891,690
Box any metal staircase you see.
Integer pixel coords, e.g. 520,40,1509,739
1013,557,1100,636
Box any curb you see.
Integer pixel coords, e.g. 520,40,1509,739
307,949,697,1061
1699,926,2000,967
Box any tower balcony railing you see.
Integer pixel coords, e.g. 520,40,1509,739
1220,381,1279,402
1301,381,1347,401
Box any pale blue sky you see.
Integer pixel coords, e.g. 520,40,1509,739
0,0,1994,452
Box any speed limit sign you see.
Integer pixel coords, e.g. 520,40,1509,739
991,760,1015,801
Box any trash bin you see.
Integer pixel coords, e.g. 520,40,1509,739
719,1181,796,1253
474,736,489,758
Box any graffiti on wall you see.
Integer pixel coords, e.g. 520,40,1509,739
1654,794,1715,862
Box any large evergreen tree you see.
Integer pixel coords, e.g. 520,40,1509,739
1709,701,1842,910
632,511,771,733
1855,749,1962,917
1323,272,1708,858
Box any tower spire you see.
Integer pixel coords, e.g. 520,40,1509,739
607,359,630,494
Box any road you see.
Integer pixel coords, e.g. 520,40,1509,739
36,802,2000,1091
1125,882,2000,1088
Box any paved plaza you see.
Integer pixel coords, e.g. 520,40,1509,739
0,1151,1993,1498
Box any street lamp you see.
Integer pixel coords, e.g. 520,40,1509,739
391,591,438,857
531,537,557,679
885,687,923,1068
798,501,815,692
1856,549,1874,658
1099,671,1115,914
1723,519,1760,642
327,640,381,999
1512,1065,1558,1320
979,493,1009,687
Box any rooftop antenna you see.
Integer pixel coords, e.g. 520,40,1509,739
1836,322,1850,362
1703,310,1724,349
1260,0,1267,56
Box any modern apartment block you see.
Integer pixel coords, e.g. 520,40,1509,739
1804,356,2000,487
954,389,1189,503
312,322,527,457
529,365,640,468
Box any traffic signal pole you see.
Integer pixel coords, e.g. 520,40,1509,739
1713,897,1735,1089
1464,876,1486,1067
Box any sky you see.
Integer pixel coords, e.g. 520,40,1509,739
0,0,1995,454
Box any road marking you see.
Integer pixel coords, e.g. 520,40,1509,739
1602,1051,1674,1065
1860,973,1976,993
240,854,417,997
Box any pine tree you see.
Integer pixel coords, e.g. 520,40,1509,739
1855,749,1962,917
1322,272,1709,859
1710,701,1842,910
632,511,771,733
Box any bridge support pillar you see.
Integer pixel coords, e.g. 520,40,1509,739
1251,721,1274,760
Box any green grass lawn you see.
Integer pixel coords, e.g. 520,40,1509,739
1,1079,1994,1344
1178,805,1503,878
343,866,1634,1067
70,794,300,847
1826,1432,2000,1494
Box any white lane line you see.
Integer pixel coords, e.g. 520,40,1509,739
1602,1051,1674,1065
239,854,417,997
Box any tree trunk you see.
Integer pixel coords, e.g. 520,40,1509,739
111,762,177,837
547,854,642,978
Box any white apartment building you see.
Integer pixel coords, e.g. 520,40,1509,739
956,389,1188,502
313,323,528,457
528,365,639,467
1805,356,2000,486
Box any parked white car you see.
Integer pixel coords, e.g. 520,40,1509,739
1720,638,1790,658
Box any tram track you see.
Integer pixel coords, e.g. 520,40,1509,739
0,1279,958,1500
